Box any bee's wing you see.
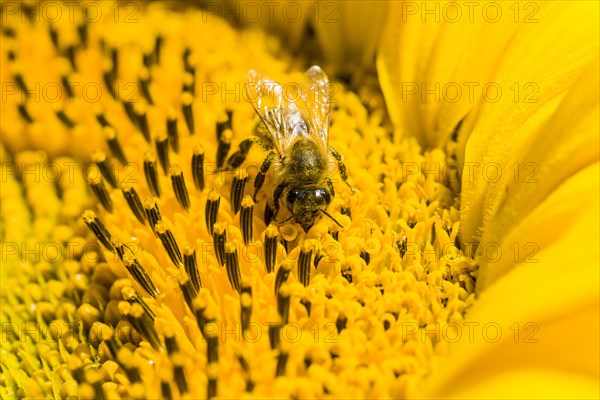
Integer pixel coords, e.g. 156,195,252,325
246,70,302,156
297,65,331,150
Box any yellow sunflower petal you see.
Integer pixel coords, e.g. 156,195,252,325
459,1,599,245
377,1,530,147
314,0,388,73
420,164,599,398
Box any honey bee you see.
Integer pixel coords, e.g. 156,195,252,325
226,66,352,232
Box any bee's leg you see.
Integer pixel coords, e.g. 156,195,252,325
329,146,354,192
252,151,277,202
326,177,335,198
271,182,287,220
226,136,272,170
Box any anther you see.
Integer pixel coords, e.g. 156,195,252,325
166,109,180,152
83,210,114,251
143,197,162,232
56,109,75,129
177,270,197,311
170,164,190,211
360,250,371,265
64,46,77,70
300,298,311,316
182,92,195,134
216,111,231,141
134,103,151,143
277,283,290,324
298,241,314,287
274,260,292,298
264,225,279,274
77,24,88,48
110,47,119,80
192,145,205,192
61,75,73,99
268,323,281,350
124,302,161,350
216,129,232,169
18,103,34,123
87,172,113,212
105,127,128,164
207,363,218,399
153,35,163,64
336,313,347,333
96,111,111,128
230,169,248,214
103,68,116,100
49,26,59,49
225,242,242,294
236,353,254,391
206,327,219,364
276,351,289,377
123,255,160,299
205,190,220,235
240,279,252,333
122,101,137,127
182,71,195,95
155,132,170,175
155,221,182,268
212,223,227,267
138,68,153,105
240,196,254,245
92,150,118,188
122,287,155,319
14,73,29,96
183,244,202,292
193,299,216,341
172,354,188,395
121,184,146,225
143,152,161,197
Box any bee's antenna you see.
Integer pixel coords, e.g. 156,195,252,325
319,209,343,229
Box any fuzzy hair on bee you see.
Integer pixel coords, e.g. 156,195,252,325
225,66,353,232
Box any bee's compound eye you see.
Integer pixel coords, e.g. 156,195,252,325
286,188,303,213
314,188,331,206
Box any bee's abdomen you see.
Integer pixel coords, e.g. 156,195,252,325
285,139,327,183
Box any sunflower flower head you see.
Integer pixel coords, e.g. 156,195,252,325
2,1,598,399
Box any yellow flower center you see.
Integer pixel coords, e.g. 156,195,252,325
1,2,478,398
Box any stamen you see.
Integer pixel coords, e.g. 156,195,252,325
216,111,231,141
143,152,161,198
360,250,370,265
155,132,170,175
134,103,151,143
77,23,88,48
183,244,202,291
177,270,197,311
301,297,311,316
274,260,292,298
123,302,162,350
298,241,314,287
207,363,218,399
138,68,154,105
193,299,216,341
49,26,59,49
105,126,128,165
123,255,160,299
240,196,254,245
82,210,114,251
172,354,188,395
212,223,227,267
110,47,119,80
61,75,73,99
240,278,252,333
182,92,195,134
166,109,180,152
122,287,156,319
18,103,34,123
268,323,281,350
87,172,113,212
336,313,347,333
182,71,195,95
161,381,172,399
121,184,146,225
192,145,205,192
236,353,254,391
153,35,163,64
155,221,182,268
170,164,190,211
144,198,162,232
64,45,76,70
277,283,290,324
216,129,233,169
55,108,75,128
205,190,220,235
14,73,29,96
122,101,137,127
225,242,242,294
276,351,289,377
96,111,111,128
206,325,219,364
102,67,116,100
264,224,279,274
92,149,118,188
230,168,248,215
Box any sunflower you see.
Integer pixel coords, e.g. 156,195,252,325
1,1,598,399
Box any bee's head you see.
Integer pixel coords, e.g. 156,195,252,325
285,187,331,232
